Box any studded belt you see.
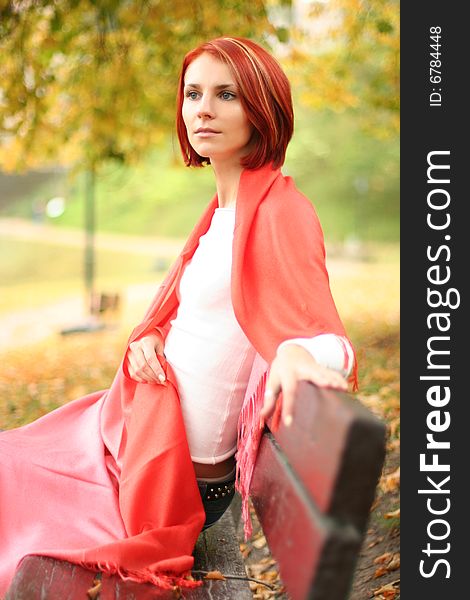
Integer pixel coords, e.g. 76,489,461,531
199,478,236,502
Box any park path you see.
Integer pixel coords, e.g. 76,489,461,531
0,217,186,257
0,282,158,351
0,217,185,351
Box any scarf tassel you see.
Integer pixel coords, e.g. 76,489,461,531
78,561,203,590
235,370,268,540
349,339,359,392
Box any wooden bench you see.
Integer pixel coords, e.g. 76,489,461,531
6,383,386,600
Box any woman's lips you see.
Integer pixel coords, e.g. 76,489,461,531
194,128,220,137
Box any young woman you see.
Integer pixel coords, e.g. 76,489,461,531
0,37,356,594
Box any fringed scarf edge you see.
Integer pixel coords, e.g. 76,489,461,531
78,561,203,590
234,370,268,540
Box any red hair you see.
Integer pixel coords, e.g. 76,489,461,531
176,37,294,169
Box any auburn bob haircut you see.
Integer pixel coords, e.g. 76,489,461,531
176,37,294,170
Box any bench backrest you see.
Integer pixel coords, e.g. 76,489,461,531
250,383,386,600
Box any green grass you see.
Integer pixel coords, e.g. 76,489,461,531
0,238,165,314
285,107,399,243
1,109,399,242
53,150,217,237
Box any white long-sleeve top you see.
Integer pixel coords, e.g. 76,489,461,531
164,207,353,464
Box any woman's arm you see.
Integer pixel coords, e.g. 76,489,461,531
277,334,354,378
261,334,353,427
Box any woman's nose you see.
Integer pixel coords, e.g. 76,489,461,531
197,94,214,118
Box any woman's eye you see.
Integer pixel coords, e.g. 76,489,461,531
220,91,235,100
186,91,199,100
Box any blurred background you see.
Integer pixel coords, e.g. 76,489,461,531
0,0,399,341
0,1,400,596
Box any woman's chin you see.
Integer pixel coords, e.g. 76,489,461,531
192,141,216,158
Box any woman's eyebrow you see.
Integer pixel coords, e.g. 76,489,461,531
184,83,237,90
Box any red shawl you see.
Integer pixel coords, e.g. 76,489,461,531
41,163,353,588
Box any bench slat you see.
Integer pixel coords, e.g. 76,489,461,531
5,556,104,600
269,383,386,532
251,433,362,600
6,510,251,600
100,575,175,599
191,505,252,599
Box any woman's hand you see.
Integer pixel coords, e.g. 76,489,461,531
261,343,348,427
127,332,166,384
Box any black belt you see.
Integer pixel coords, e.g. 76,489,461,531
199,478,236,502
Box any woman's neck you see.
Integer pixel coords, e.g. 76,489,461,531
211,160,244,208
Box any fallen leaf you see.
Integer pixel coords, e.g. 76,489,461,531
87,581,101,599
248,565,263,578
253,590,277,600
374,552,392,564
373,580,400,597
262,592,278,599
387,553,400,571
374,566,388,578
261,570,279,582
384,508,400,519
377,590,397,599
252,535,267,549
259,557,275,565
380,467,400,493
204,570,226,581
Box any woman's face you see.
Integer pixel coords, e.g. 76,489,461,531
182,53,253,166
